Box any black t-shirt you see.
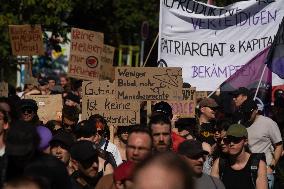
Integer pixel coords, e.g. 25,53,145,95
199,122,216,145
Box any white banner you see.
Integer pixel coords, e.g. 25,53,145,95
159,0,284,91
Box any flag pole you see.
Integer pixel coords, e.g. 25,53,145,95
253,64,268,100
142,33,159,67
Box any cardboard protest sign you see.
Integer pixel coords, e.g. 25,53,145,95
68,28,104,80
82,96,140,126
0,82,8,97
159,1,284,91
26,95,62,124
100,45,115,82
115,67,183,101
82,80,115,96
9,25,44,56
196,91,208,100
167,100,196,118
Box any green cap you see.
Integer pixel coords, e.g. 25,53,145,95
226,124,248,138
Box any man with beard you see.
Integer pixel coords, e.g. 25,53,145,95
178,140,225,189
240,100,283,189
211,124,268,189
149,114,172,153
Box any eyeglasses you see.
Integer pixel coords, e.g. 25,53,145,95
187,154,206,160
223,136,244,144
21,108,34,114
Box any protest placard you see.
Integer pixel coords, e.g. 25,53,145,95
68,28,104,80
115,67,183,101
167,100,196,118
0,82,8,97
82,96,140,126
196,91,208,100
82,80,115,96
26,95,62,124
159,1,284,91
100,45,115,82
9,25,44,56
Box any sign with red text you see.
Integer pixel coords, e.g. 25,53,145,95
115,67,183,101
82,80,115,96
68,28,104,80
26,95,62,124
82,96,140,126
100,45,115,82
9,25,44,56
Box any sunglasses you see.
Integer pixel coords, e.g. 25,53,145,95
187,154,206,160
223,136,244,144
21,108,34,114
206,106,218,111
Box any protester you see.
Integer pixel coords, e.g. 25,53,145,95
211,124,268,189
89,115,123,166
64,92,80,107
59,74,70,89
149,114,172,153
0,109,10,157
69,140,102,189
178,140,225,189
19,99,41,127
114,126,131,161
3,177,50,189
197,98,219,146
95,126,152,189
132,152,194,189
50,130,75,165
61,105,80,133
47,76,56,91
113,161,135,189
240,99,283,189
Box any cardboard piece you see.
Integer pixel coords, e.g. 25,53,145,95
26,95,63,124
68,28,104,80
82,96,140,126
82,80,115,96
167,100,196,118
196,91,208,100
0,82,8,97
100,45,115,82
115,67,183,101
9,25,44,56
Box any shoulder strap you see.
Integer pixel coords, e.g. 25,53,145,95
209,175,218,189
249,153,263,188
104,140,109,151
218,157,226,180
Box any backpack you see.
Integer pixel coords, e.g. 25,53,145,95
219,153,265,188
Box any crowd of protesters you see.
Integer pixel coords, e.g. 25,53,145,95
0,75,283,189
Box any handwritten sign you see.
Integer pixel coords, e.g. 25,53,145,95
196,91,208,100
82,80,115,96
26,95,62,124
168,100,196,118
68,28,104,80
9,25,44,56
115,67,183,101
82,96,140,126
0,82,8,97
100,45,115,82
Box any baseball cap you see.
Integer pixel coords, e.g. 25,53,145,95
73,120,97,139
50,131,75,151
70,140,98,164
226,124,248,138
240,99,258,113
177,139,209,158
20,99,38,112
231,87,250,97
198,98,218,108
152,101,173,119
113,161,135,182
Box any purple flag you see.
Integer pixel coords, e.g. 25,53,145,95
221,47,272,91
266,18,284,79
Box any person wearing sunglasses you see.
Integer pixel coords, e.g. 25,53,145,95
70,140,102,189
19,99,40,127
211,124,268,189
178,139,225,189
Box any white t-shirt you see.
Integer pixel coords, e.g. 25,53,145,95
101,141,123,166
247,115,282,164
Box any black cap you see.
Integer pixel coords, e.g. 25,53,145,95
231,87,250,97
50,131,75,151
20,99,38,112
62,105,79,122
152,101,173,119
73,120,97,139
70,140,98,163
240,99,258,113
65,92,80,104
177,140,209,157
